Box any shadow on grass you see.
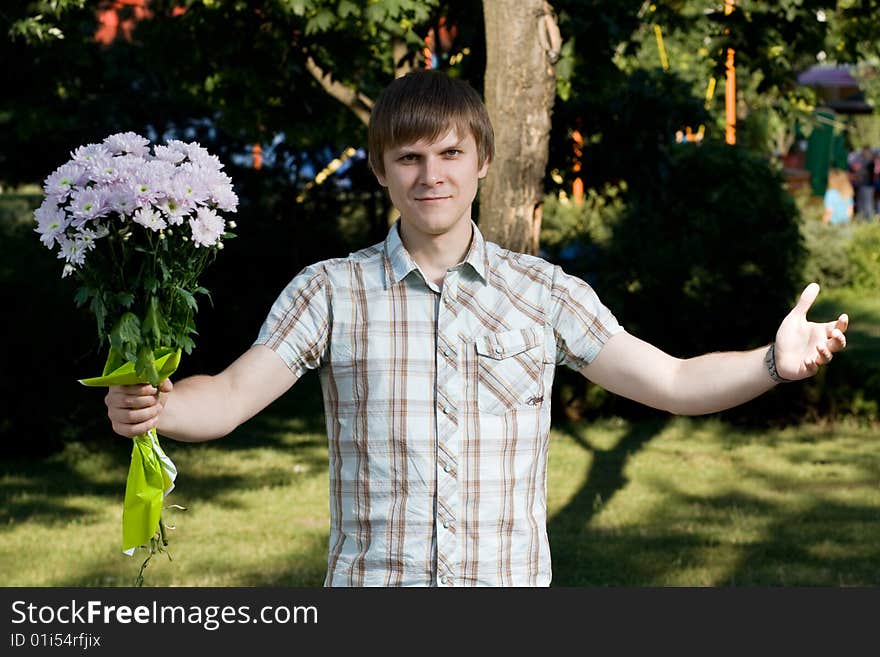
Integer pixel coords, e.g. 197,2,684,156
548,417,880,586
0,372,330,524
548,415,669,586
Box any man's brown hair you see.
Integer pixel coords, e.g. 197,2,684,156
368,70,495,177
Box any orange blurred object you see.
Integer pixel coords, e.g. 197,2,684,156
724,0,736,145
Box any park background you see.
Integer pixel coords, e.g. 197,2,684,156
1,0,879,586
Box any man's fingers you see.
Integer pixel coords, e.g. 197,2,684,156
111,415,158,439
803,357,819,376
111,406,158,425
829,328,847,351
794,282,820,317
106,390,160,410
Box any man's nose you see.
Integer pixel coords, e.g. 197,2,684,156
419,157,444,185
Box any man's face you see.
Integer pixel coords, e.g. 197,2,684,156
375,128,489,239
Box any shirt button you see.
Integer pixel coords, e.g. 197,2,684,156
442,406,451,415
494,346,502,354
443,463,452,473
442,520,450,529
443,348,451,357
440,576,449,585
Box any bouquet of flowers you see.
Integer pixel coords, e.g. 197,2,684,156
34,131,238,582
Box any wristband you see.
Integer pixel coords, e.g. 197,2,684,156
764,343,789,384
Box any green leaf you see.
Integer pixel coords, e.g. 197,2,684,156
338,0,358,19
142,297,167,344
174,286,199,311
178,335,196,354
136,345,160,387
90,295,107,339
110,312,141,362
116,292,135,308
306,8,336,34
74,286,92,306
365,3,387,23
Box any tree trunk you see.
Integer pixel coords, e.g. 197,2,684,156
480,0,560,254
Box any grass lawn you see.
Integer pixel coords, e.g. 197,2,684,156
1,286,877,587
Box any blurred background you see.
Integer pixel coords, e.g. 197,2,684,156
1,0,878,586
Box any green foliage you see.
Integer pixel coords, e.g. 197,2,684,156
7,0,85,42
801,220,856,290
849,114,880,151
599,142,805,359
800,215,880,293
539,183,625,262
847,223,880,292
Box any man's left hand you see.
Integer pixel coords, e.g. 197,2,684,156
775,283,848,381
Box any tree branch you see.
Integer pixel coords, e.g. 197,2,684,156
304,54,373,126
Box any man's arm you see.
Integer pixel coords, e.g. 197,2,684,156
105,345,298,442
581,283,848,416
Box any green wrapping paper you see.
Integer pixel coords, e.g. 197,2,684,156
80,347,181,555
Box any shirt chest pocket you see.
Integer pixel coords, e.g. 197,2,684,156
473,326,552,415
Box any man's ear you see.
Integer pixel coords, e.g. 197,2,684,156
478,159,491,179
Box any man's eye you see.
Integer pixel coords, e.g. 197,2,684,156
399,154,418,162
444,150,461,157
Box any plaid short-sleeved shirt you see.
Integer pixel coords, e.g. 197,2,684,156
254,221,623,586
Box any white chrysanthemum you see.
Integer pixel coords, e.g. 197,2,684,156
156,196,189,225
188,206,225,247
131,165,168,206
43,162,86,202
75,226,108,249
113,154,146,178
105,183,137,215
103,132,150,157
85,155,123,184
34,199,69,248
71,143,111,166
183,141,212,165
172,164,209,206
69,187,110,224
188,150,222,171
165,139,190,158
148,159,176,179
133,207,167,232
210,185,239,212
153,144,186,164
57,237,87,266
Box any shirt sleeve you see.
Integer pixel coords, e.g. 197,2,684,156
252,262,330,379
547,265,623,373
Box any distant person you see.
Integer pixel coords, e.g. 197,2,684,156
852,145,876,221
823,168,854,225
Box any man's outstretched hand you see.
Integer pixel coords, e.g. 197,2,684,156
775,283,848,381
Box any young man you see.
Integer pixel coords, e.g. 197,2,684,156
106,70,848,587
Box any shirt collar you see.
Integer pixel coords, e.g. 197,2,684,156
382,220,489,289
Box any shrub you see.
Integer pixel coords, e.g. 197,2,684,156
546,142,816,425
847,222,880,292
598,142,806,359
